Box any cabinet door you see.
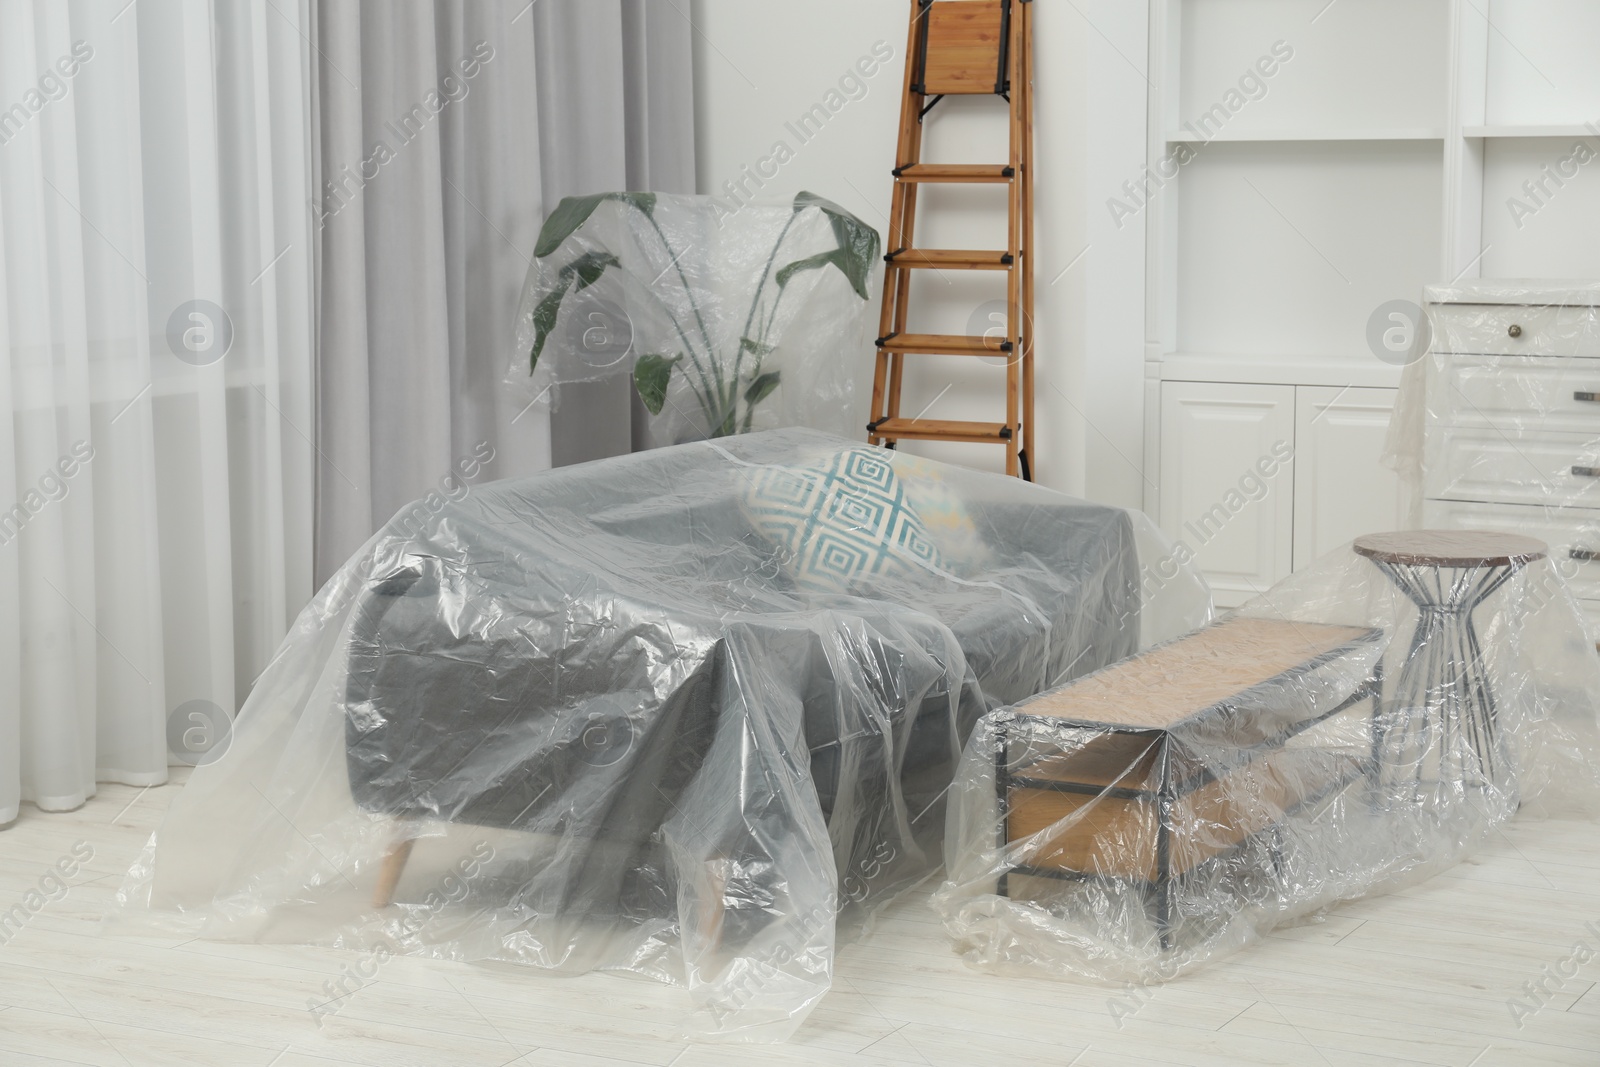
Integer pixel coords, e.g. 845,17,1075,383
1293,386,1403,570
1159,382,1296,609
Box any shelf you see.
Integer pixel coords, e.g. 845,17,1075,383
1166,129,1445,144
1173,141,1441,363
1153,353,1405,390
1168,125,1600,144
1464,124,1600,139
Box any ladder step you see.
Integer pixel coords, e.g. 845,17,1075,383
871,418,1012,443
887,249,1013,271
876,333,1011,356
893,164,1014,184
920,0,1009,96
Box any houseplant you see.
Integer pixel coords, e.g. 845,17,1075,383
512,191,880,444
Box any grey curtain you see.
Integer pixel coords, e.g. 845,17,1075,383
311,0,696,585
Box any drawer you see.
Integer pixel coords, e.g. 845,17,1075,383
1428,302,1600,357
1424,428,1600,509
1420,498,1600,600
1428,354,1600,432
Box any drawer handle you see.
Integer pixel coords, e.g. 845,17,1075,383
1572,548,1600,562
1576,391,1600,403
1576,466,1600,478
1509,324,1524,338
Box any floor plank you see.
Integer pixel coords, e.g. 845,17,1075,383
0,780,1595,1066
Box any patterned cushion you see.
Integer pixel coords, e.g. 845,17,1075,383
889,454,997,575
742,448,946,591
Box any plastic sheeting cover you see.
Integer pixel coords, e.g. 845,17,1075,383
112,429,1210,1041
507,192,880,448
1386,279,1600,524
936,537,1600,984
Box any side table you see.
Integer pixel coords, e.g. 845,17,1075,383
1354,531,1547,801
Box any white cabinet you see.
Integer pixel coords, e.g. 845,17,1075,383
1158,382,1296,608
1143,1,1600,611
1417,282,1600,645
1293,387,1405,569
1159,381,1401,608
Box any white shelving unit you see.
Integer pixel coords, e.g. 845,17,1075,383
1143,0,1600,607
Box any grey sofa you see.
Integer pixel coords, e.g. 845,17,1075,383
340,430,1143,945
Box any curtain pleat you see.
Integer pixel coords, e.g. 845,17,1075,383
533,0,698,469
0,0,316,823
311,0,696,583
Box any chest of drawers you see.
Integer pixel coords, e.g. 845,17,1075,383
1415,282,1600,643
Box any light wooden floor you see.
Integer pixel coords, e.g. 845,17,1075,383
0,772,1596,1066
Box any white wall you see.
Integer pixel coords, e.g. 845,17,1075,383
689,0,1150,508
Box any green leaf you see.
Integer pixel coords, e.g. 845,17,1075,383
535,195,609,258
633,353,682,415
740,337,776,358
572,252,620,291
776,249,856,291
534,193,660,258
792,191,881,299
529,280,573,373
744,371,781,407
617,191,658,218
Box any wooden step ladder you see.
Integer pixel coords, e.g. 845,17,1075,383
868,0,1036,479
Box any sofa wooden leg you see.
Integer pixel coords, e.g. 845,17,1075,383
372,834,416,908
695,856,728,955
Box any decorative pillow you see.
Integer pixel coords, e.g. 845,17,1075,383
888,454,996,575
742,448,946,591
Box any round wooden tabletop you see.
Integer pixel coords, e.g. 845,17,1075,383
1353,530,1548,568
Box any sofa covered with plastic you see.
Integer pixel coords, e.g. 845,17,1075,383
114,429,1210,1040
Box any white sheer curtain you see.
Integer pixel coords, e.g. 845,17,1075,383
0,0,315,823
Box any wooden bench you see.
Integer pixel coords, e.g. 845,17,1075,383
993,616,1383,948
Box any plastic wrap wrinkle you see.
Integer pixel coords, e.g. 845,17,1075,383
935,537,1600,984
110,429,1210,1041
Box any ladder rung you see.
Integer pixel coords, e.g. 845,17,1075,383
887,249,1013,271
893,164,1014,184
870,418,1012,443
876,333,1011,356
